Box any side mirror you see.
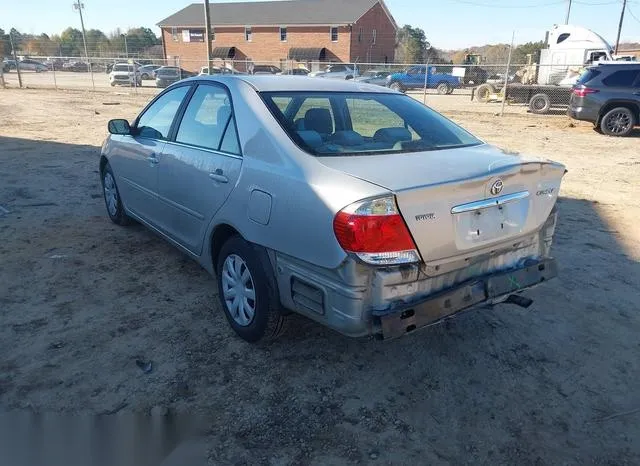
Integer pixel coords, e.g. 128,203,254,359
108,119,132,135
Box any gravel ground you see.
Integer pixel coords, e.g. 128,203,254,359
0,88,639,465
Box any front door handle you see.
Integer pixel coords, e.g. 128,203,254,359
146,154,159,165
209,169,228,183
633,91,640,96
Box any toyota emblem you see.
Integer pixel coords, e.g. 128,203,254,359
490,179,504,196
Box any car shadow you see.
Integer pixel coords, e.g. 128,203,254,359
1,136,639,465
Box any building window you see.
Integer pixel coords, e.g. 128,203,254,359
280,27,287,42
245,26,252,42
171,27,178,42
372,29,377,45
330,26,338,42
358,27,362,43
211,27,215,42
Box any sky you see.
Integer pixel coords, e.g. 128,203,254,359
2,0,640,50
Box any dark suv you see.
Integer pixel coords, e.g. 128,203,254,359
568,63,640,136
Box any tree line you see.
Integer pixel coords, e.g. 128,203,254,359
0,27,161,58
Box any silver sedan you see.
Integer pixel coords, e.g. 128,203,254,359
101,76,565,342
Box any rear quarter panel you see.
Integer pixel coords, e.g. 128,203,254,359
201,79,388,272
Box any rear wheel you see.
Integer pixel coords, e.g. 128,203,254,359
475,83,494,102
529,93,551,114
436,82,451,95
389,81,405,93
216,236,287,343
101,163,130,226
600,107,635,137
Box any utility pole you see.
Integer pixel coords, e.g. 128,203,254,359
204,0,213,74
73,0,95,90
9,31,22,88
565,0,572,24
121,33,129,57
614,0,627,55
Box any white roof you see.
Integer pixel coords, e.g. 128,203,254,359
196,75,397,93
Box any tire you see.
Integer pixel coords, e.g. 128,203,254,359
101,162,130,226
141,73,149,80
475,83,494,103
389,81,405,93
436,82,451,95
529,93,551,114
216,236,287,343
110,82,116,87
600,107,636,137
446,86,455,95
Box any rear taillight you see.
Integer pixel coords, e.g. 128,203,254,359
333,196,420,265
572,86,599,98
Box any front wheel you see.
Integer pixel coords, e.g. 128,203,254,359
600,107,635,137
216,236,287,343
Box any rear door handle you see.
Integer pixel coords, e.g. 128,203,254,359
146,154,159,165
209,169,228,183
634,91,640,96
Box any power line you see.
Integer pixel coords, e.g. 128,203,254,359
627,5,640,23
449,0,566,8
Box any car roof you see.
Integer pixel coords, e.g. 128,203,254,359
191,75,397,93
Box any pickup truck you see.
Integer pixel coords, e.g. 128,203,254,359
387,65,460,94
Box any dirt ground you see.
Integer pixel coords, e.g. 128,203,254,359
0,88,639,465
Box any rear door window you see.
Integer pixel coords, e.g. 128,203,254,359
602,70,640,87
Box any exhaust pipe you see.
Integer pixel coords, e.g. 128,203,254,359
505,294,533,308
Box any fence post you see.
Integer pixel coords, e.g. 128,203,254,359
9,32,23,88
422,59,430,105
500,31,515,117
52,62,58,90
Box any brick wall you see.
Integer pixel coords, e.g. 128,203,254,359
350,2,396,63
162,25,352,72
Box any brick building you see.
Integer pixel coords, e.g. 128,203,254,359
157,0,397,72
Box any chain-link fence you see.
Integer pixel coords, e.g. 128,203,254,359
1,55,591,116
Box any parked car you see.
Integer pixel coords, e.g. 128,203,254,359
250,64,282,75
44,58,64,71
387,65,460,94
62,61,89,72
138,64,160,80
568,63,640,137
353,70,391,86
3,59,17,71
109,63,142,87
279,67,310,76
199,66,245,76
18,59,47,72
308,63,359,80
100,75,565,342
155,66,195,87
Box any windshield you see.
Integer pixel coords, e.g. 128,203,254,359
113,64,133,72
262,91,481,156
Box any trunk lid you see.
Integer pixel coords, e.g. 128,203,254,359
319,144,566,265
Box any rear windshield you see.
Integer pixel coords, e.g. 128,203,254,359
261,91,481,156
576,68,600,85
157,68,178,76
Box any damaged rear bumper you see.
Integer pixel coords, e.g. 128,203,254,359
374,258,557,339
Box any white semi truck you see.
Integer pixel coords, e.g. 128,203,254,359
475,24,614,113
